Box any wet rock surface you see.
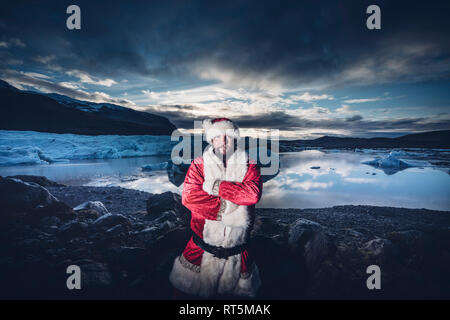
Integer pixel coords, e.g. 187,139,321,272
0,176,449,299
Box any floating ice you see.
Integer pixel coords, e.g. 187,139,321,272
363,152,413,169
141,162,169,171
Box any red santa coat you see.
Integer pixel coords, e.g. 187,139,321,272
169,145,263,298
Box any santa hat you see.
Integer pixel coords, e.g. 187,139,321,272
203,118,240,142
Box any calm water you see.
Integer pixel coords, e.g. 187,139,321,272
1,150,449,211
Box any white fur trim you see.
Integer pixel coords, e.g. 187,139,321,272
203,219,247,248
203,145,249,228
169,256,202,296
203,119,240,142
169,254,262,298
233,263,262,297
221,205,249,228
202,179,216,195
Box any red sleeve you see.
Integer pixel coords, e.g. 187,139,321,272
218,163,263,206
181,158,221,220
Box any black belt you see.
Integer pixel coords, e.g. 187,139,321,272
192,232,247,259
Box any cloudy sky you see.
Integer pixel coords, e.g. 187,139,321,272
1,0,449,139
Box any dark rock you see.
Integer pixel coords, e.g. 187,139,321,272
251,234,307,299
105,224,125,236
158,220,175,233
152,210,178,224
79,262,112,288
254,216,287,237
0,177,57,216
149,227,191,274
32,200,76,222
106,246,146,268
166,160,190,187
39,216,62,227
0,176,75,221
76,209,101,219
288,218,329,271
93,214,131,229
146,192,190,224
345,229,364,238
5,175,65,187
363,238,394,257
134,226,159,243
74,201,109,216
386,230,424,248
132,222,147,232
59,221,89,238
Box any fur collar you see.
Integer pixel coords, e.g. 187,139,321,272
202,145,248,182
202,145,250,229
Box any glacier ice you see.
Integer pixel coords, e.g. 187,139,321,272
0,130,175,166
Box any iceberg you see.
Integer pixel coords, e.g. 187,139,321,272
361,151,427,175
141,162,169,171
363,152,413,169
0,130,175,166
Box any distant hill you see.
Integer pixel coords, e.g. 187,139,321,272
0,79,177,136
279,130,450,150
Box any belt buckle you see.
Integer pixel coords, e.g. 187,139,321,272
214,246,227,259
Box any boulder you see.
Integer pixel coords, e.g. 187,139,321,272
75,209,102,220
288,218,329,271
0,176,74,221
146,192,190,223
158,220,175,233
386,230,425,249
152,210,178,225
93,214,131,229
74,201,109,216
363,238,394,256
105,224,126,236
134,226,159,243
39,216,62,227
33,200,76,221
166,160,190,187
6,175,64,187
59,221,89,238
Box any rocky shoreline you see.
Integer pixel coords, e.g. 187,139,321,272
1,175,449,299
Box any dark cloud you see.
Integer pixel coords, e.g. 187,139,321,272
0,0,449,86
1,0,449,138
1,69,133,105
346,115,363,122
143,104,450,138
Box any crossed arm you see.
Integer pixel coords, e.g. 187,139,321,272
181,159,263,219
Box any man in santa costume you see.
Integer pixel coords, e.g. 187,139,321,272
169,117,263,299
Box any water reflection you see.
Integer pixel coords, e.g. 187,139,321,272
0,149,448,211
258,150,450,211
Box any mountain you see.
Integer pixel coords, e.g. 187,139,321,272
0,79,177,135
279,130,450,150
